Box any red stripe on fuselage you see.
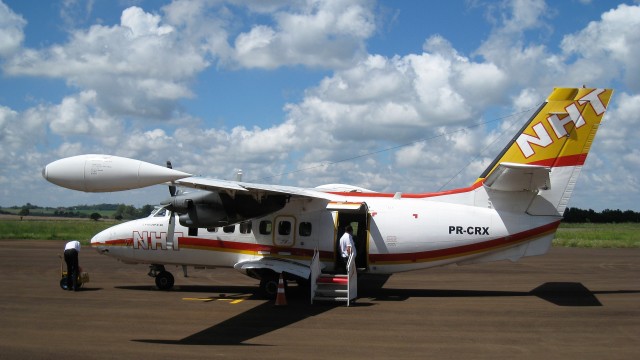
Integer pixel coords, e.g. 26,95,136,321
94,236,334,260
369,221,560,264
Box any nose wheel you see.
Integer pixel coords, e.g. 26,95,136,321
148,264,175,290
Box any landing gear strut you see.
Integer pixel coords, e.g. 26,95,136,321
148,264,174,290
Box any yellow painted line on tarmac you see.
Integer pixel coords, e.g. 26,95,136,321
182,294,251,304
182,297,216,302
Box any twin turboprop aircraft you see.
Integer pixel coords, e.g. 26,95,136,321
43,87,613,300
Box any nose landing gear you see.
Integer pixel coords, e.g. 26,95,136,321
148,264,175,290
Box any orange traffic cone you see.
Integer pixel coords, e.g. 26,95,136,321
275,274,287,306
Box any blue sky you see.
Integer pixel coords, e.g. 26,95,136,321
1,0,639,211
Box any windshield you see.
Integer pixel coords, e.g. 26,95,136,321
149,206,167,217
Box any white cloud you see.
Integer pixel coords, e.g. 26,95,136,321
50,93,93,135
561,4,640,90
0,105,17,135
121,6,174,37
232,0,375,69
3,6,207,120
0,0,25,57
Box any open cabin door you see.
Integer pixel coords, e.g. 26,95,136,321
326,202,369,270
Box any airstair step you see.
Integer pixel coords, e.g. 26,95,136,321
313,296,350,302
317,275,348,284
315,288,348,296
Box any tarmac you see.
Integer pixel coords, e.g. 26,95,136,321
0,240,638,359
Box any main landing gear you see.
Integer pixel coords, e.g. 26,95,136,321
259,273,280,299
148,264,174,290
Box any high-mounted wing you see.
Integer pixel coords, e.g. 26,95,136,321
175,176,340,200
43,154,341,228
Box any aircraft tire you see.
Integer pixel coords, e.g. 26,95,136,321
155,271,174,290
259,275,279,299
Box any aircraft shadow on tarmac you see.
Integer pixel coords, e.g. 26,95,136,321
131,284,339,346
127,279,639,346
366,282,640,307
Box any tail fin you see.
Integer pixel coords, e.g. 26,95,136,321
476,88,613,216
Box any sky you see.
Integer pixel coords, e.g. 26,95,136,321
1,0,639,211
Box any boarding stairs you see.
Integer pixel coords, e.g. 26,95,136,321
310,249,357,306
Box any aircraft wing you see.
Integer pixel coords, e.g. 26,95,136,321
483,162,551,192
42,154,346,228
175,176,342,201
42,154,342,201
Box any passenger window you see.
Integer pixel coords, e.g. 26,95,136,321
278,221,291,235
239,221,252,234
259,220,272,235
223,225,235,233
299,222,312,236
207,227,218,233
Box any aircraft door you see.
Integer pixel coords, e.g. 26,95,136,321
273,215,296,247
330,203,369,270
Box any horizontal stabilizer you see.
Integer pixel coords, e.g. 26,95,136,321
483,162,550,192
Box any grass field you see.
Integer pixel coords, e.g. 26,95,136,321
0,216,638,248
0,216,115,243
553,223,640,248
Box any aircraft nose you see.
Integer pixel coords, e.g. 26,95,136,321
91,227,112,254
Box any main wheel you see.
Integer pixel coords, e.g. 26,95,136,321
155,271,174,290
259,275,280,299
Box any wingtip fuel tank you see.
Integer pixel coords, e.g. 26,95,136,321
42,154,192,192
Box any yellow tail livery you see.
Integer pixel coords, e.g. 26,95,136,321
477,88,613,216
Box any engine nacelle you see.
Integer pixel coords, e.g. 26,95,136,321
163,191,288,228
180,204,228,228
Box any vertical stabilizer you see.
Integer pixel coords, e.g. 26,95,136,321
477,88,613,216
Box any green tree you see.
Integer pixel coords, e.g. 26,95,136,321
139,204,155,217
90,212,102,221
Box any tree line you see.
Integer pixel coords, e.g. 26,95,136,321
1,203,156,221
562,207,640,223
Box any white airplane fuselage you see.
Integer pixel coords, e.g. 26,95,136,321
92,189,559,275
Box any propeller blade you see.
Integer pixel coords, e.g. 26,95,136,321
167,210,176,249
166,160,177,196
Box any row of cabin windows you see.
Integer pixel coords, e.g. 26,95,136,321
206,222,251,234
260,220,312,236
206,220,313,236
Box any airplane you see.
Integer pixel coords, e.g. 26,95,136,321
42,87,613,302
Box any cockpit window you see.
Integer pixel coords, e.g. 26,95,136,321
151,207,167,217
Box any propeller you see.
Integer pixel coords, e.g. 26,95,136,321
166,160,177,248
166,161,177,196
